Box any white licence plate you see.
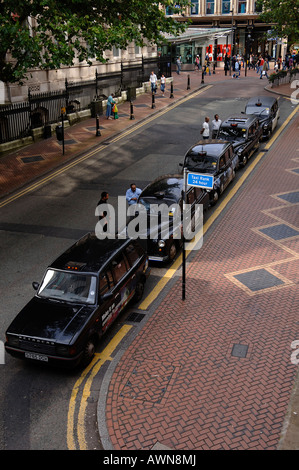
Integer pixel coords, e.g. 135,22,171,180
25,352,48,362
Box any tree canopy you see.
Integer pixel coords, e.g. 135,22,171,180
0,0,190,83
258,0,299,45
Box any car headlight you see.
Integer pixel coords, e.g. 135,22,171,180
158,240,166,248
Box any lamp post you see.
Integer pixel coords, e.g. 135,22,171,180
230,6,234,76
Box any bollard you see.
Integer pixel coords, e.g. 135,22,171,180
201,70,205,84
151,92,155,109
187,74,190,90
170,81,174,98
130,101,135,120
96,114,101,136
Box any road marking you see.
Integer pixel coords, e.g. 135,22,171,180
0,86,212,210
67,324,132,450
139,103,299,310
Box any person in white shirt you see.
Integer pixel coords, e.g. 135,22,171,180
200,116,210,139
211,114,222,138
149,71,157,93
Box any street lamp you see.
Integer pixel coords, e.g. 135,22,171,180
230,6,234,76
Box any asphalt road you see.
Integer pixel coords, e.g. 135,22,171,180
0,78,295,450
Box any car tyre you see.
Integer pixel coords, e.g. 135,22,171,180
82,337,96,366
242,154,248,166
168,241,177,261
132,279,145,303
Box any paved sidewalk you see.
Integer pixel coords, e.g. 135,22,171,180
0,67,293,200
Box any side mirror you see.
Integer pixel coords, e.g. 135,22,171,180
179,163,183,167
32,282,39,290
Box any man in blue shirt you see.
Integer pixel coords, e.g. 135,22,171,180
126,183,142,205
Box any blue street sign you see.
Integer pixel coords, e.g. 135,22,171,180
187,172,214,190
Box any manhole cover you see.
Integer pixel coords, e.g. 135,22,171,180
231,344,248,358
234,268,284,292
21,155,44,163
259,224,299,240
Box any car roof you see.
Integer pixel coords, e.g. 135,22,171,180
220,114,258,127
139,174,184,201
246,96,278,107
50,233,133,273
185,139,231,158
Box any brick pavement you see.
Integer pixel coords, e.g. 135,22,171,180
103,83,299,450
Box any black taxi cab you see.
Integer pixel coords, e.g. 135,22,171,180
5,234,150,368
217,114,262,166
245,96,280,139
137,174,210,262
181,140,239,205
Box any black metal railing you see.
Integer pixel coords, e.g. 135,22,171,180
0,56,172,145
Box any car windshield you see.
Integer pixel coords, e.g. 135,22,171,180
218,127,247,141
184,153,218,173
246,106,269,117
38,269,97,304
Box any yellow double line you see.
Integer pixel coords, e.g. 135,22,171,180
67,324,132,450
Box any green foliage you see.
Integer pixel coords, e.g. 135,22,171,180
0,0,190,83
258,0,299,43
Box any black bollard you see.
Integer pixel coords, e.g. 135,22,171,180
170,81,174,98
187,74,190,90
96,114,101,136
130,101,135,120
201,70,205,84
151,92,155,109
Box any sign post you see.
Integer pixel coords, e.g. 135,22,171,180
182,170,214,300
61,107,66,155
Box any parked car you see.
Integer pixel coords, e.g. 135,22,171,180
244,96,280,139
5,234,150,368
181,140,239,205
137,174,210,262
217,114,262,166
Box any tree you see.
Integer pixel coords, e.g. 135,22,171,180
0,0,190,84
258,0,299,45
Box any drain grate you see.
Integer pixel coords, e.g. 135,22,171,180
127,312,146,323
231,344,248,358
21,155,44,164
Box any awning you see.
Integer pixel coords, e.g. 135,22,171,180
163,27,232,45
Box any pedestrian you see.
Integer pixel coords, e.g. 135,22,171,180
232,58,240,78
260,59,269,79
224,53,229,76
160,74,166,96
126,183,142,206
211,114,221,138
176,57,181,75
195,55,200,71
200,116,210,139
149,71,157,94
106,94,115,120
97,191,109,232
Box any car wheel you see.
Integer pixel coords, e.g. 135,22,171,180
82,337,96,366
132,279,145,303
210,190,219,206
242,154,248,166
168,242,177,261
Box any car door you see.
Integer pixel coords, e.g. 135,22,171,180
99,266,118,333
271,101,279,132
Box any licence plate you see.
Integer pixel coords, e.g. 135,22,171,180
25,352,48,362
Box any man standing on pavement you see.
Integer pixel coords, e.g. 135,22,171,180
126,183,142,206
212,114,221,138
149,71,157,94
200,116,210,139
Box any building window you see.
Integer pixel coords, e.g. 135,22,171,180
112,46,120,57
206,0,215,14
191,0,199,14
222,0,231,14
238,0,246,13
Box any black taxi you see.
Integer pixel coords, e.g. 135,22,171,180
181,140,239,205
5,234,150,368
245,96,280,139
137,174,210,262
217,114,262,166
